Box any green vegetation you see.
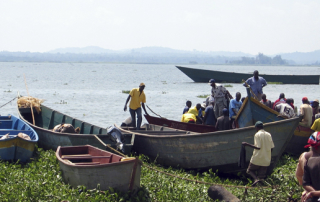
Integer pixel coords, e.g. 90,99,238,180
224,84,233,87
122,90,130,94
0,148,302,201
197,94,210,98
268,82,283,84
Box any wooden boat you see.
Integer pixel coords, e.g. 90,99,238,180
0,114,38,162
118,117,300,173
56,145,142,192
144,114,216,133
235,87,308,155
176,66,320,84
17,102,134,154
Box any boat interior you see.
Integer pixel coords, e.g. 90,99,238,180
58,145,123,165
0,115,37,140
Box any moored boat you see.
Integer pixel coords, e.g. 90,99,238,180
118,117,300,173
176,66,320,84
17,99,134,154
56,145,142,192
235,87,307,155
0,114,38,162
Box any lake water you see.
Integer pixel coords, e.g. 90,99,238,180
1,62,320,127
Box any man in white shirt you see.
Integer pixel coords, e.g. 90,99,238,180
274,100,295,118
242,121,274,186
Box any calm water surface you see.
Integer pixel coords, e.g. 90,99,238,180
0,62,320,127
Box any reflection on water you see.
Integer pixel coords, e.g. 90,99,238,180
0,62,319,127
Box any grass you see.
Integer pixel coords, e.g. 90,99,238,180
122,90,130,94
0,148,303,201
268,82,283,84
197,94,210,98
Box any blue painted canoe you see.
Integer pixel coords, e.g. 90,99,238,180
0,114,38,162
17,102,134,155
118,116,300,173
235,87,307,155
176,66,320,84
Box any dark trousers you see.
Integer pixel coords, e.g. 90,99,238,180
129,107,142,129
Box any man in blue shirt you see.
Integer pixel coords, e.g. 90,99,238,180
229,92,242,128
243,70,267,101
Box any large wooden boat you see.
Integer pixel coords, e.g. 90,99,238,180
56,145,142,192
17,101,134,154
0,114,38,162
144,114,215,133
118,117,300,173
235,87,308,155
176,66,320,84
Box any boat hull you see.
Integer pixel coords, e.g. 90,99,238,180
0,115,38,162
17,104,134,154
56,145,142,192
120,117,299,173
176,66,320,84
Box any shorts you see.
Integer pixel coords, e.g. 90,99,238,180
247,163,268,179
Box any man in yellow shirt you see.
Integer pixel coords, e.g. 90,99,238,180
181,112,196,123
242,121,274,186
124,83,149,130
311,118,320,132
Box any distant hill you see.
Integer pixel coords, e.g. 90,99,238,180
279,50,320,64
48,46,254,57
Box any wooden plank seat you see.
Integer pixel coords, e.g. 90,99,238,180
62,154,111,160
73,162,101,165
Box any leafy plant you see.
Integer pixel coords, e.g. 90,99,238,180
197,94,210,98
122,90,130,94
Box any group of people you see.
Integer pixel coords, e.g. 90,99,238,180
123,72,320,200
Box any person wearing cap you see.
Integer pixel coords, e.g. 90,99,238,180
215,108,231,131
124,83,149,130
243,70,267,101
242,121,274,186
183,100,192,114
229,92,242,128
203,100,216,126
300,97,313,127
300,131,320,202
296,132,320,201
209,79,233,119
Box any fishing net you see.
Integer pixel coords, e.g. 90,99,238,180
17,96,44,114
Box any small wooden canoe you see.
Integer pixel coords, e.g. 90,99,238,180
56,145,142,192
118,116,300,173
0,114,38,162
144,114,216,133
17,101,134,154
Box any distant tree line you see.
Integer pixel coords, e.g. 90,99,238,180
228,53,287,65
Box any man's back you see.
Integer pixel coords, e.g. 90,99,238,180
250,129,274,166
300,104,313,127
303,156,320,191
216,115,231,130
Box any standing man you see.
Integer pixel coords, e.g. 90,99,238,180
124,83,149,130
209,79,233,119
243,70,267,101
229,92,242,128
242,121,274,186
300,97,313,127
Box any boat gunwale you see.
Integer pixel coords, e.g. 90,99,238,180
117,116,300,138
56,145,142,168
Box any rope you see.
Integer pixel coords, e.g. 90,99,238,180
146,105,164,118
0,97,17,109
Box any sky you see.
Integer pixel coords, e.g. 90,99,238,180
0,0,319,55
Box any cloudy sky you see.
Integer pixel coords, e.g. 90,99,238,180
0,0,319,54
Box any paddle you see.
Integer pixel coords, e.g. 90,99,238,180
146,105,166,119
242,79,259,100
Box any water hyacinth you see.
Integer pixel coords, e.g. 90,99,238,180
0,147,302,201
